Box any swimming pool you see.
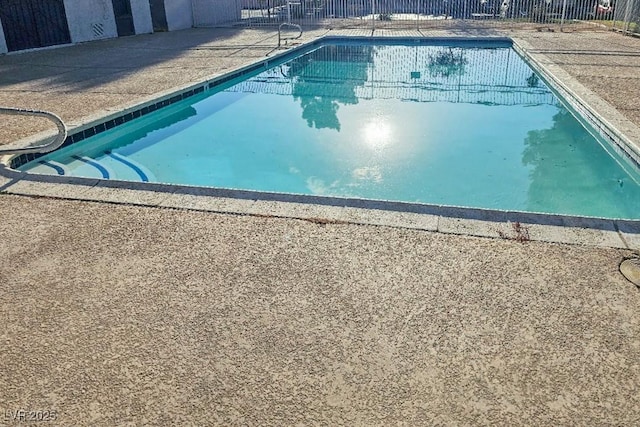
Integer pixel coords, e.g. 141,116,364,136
14,38,640,220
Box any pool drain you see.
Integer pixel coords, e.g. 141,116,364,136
620,258,640,287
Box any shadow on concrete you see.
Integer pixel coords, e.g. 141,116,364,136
0,27,283,92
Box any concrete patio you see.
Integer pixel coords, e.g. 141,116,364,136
1,27,640,425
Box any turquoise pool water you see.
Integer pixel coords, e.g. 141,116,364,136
21,40,640,219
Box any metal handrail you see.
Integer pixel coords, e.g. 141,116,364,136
278,22,302,48
0,107,67,155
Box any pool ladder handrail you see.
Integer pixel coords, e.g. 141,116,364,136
0,107,67,155
278,22,302,48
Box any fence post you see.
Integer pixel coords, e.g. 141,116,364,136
192,0,199,27
371,0,376,30
560,0,567,30
623,0,634,33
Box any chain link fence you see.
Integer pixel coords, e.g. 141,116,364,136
233,0,639,33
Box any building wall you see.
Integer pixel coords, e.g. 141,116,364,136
0,19,8,54
193,0,241,26
131,0,154,34
0,0,238,55
64,0,151,45
64,0,118,43
165,0,194,30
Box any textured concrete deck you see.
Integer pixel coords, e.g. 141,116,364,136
1,28,640,425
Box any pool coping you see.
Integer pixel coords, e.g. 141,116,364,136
1,34,639,250
511,38,640,171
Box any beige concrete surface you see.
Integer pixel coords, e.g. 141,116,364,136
1,27,640,426
1,195,639,426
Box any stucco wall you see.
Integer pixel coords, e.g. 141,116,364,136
0,0,238,54
165,0,194,30
131,0,153,34
0,19,8,54
193,0,241,26
64,0,118,43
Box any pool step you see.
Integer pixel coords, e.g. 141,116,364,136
103,151,150,182
71,155,112,179
26,151,155,183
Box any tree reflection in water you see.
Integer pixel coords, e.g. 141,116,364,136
523,108,640,217
427,47,468,78
286,45,374,131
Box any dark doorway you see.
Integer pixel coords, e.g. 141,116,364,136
111,0,135,36
0,0,71,52
149,0,168,32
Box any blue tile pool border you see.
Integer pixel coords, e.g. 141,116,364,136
8,84,201,169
